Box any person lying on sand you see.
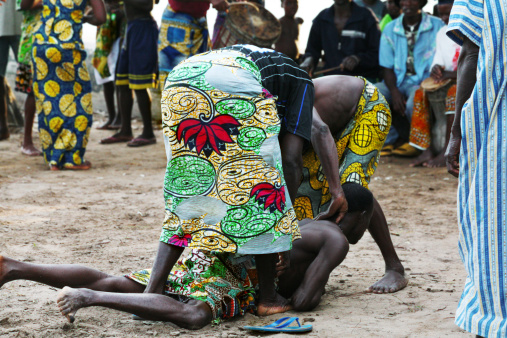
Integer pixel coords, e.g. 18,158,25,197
297,75,407,293
0,184,374,329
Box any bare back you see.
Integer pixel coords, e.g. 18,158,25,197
313,75,364,135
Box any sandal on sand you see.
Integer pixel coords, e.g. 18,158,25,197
127,137,156,147
380,144,394,157
100,135,133,144
392,143,421,157
243,317,313,333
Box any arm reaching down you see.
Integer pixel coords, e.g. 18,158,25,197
445,37,479,177
310,109,348,223
279,133,304,204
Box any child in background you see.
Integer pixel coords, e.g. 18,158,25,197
93,0,124,130
15,0,42,156
99,0,158,147
274,0,302,62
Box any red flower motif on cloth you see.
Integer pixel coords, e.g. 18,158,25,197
250,183,286,213
176,115,240,157
168,234,192,247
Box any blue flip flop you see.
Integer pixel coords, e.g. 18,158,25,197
243,316,313,333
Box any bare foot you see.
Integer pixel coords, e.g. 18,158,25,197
425,152,446,168
63,161,92,170
56,287,92,323
367,270,408,294
257,293,292,316
409,148,433,167
21,145,42,156
50,165,60,171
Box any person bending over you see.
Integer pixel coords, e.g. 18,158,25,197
144,45,313,317
0,184,372,328
296,75,407,293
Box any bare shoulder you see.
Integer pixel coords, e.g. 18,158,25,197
296,17,304,24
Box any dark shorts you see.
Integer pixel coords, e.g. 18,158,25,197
115,18,159,89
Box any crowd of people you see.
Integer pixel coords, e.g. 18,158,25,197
0,0,506,337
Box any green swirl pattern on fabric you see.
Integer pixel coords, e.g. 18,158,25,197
221,199,279,243
235,57,261,83
216,99,256,119
164,156,216,197
188,75,214,91
237,127,266,151
167,62,212,81
265,125,281,135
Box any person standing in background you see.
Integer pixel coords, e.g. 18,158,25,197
0,0,23,141
274,0,303,63
15,0,42,156
24,0,106,169
93,0,124,130
158,0,229,88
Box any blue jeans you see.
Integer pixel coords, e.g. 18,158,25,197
375,81,420,145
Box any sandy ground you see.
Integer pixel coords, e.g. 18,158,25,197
0,88,471,337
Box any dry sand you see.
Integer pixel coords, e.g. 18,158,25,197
0,95,470,337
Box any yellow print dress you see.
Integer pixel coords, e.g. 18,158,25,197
31,0,92,168
160,49,300,254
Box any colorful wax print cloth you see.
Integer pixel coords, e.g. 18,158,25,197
31,0,92,168
15,0,41,66
115,18,158,89
160,49,300,254
158,3,209,88
15,63,33,94
92,12,120,79
126,249,257,323
409,83,456,150
294,78,391,220
447,0,507,336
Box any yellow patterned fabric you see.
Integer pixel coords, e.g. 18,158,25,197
160,49,300,254
294,78,391,220
31,0,92,168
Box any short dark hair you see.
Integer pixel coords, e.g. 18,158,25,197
342,183,373,213
394,0,428,9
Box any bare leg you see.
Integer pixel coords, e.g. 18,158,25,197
255,253,291,316
0,256,212,329
0,255,140,292
113,85,134,139
367,198,408,293
57,287,212,329
97,81,116,129
133,89,154,140
426,113,454,168
21,92,41,156
0,77,9,140
144,242,184,295
110,84,122,128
